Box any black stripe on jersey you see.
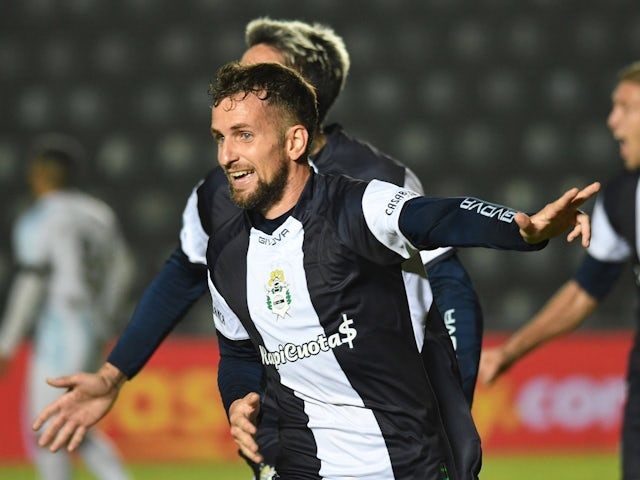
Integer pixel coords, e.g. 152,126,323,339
196,167,240,236
209,211,321,478
298,175,452,477
271,381,322,480
602,170,639,259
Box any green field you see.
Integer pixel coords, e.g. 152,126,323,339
0,453,620,479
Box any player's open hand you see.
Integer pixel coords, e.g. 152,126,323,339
32,364,123,452
515,182,601,247
478,347,511,386
229,392,263,465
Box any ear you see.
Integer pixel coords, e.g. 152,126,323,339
285,125,309,161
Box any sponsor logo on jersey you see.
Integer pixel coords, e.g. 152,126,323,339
259,313,357,369
385,189,418,215
459,198,516,223
443,308,457,350
266,269,292,320
212,304,226,325
258,228,290,245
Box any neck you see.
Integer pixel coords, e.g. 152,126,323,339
262,163,310,219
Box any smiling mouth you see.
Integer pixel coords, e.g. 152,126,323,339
228,169,255,181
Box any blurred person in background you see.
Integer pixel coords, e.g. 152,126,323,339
479,60,640,480
0,134,133,480
29,17,483,479
33,61,599,480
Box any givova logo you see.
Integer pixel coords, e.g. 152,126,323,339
459,198,516,223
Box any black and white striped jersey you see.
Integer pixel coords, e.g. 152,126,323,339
204,172,541,479
575,169,640,301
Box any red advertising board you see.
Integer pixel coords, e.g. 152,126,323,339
473,332,631,453
0,332,632,463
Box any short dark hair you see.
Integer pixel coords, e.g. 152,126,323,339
209,62,319,158
245,17,350,124
27,133,85,187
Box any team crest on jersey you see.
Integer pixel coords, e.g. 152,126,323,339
266,269,291,320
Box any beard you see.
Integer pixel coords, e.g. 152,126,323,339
229,157,290,213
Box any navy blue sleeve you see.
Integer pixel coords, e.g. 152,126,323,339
574,253,626,300
107,247,208,378
426,253,483,405
217,332,265,415
399,197,548,251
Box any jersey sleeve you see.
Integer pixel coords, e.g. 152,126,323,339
399,195,546,251
179,180,209,265
426,253,483,405
107,247,208,378
217,333,265,413
586,196,633,262
573,253,626,300
361,180,422,259
13,211,50,270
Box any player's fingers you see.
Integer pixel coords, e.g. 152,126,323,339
32,402,60,431
68,425,87,452
241,445,264,465
45,374,77,389
49,420,78,453
513,211,531,231
568,182,601,209
566,212,591,247
37,412,67,448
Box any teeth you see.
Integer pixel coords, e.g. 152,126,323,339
230,170,253,178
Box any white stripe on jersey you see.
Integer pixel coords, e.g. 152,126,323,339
361,179,420,259
245,216,394,479
208,273,250,341
402,271,433,351
179,183,208,265
588,195,634,262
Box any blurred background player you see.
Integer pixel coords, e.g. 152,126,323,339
479,60,640,480
0,134,133,480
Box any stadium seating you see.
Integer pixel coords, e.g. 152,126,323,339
1,0,637,333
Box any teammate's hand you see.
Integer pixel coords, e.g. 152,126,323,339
32,364,124,452
229,392,263,465
478,347,511,386
515,182,600,247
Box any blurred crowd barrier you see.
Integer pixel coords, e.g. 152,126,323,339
0,332,630,463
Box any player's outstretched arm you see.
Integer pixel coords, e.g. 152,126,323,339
478,280,598,385
32,362,127,452
515,182,600,246
229,392,263,465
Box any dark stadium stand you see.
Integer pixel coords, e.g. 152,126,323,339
1,0,637,333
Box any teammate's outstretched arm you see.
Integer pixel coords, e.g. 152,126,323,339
478,280,598,385
32,362,127,452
